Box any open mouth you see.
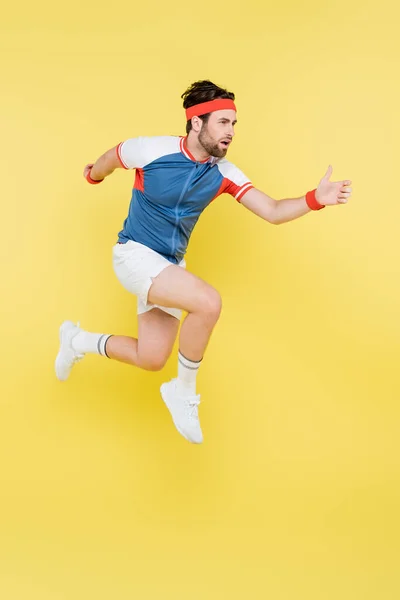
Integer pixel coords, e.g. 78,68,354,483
220,140,231,148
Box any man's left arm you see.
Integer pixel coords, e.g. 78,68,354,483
240,166,352,224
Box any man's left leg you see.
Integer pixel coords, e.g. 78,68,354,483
55,308,180,381
106,307,180,370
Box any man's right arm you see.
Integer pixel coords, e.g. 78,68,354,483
84,145,126,183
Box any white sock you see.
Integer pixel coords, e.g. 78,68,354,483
72,331,113,357
177,351,202,396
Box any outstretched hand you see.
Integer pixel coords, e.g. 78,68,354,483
316,166,352,206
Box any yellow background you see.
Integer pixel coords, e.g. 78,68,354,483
1,0,399,598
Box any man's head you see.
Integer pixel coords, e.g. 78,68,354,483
181,80,237,158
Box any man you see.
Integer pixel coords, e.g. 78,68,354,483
55,80,352,444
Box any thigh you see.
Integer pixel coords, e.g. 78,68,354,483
137,307,180,362
148,264,219,314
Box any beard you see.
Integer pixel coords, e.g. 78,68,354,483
198,126,227,158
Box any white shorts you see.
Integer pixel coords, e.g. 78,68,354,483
112,240,186,320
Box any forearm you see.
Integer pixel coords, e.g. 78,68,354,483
241,187,323,224
90,152,117,181
272,195,311,224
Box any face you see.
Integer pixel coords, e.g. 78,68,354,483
197,109,237,158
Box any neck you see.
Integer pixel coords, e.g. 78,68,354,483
185,133,210,162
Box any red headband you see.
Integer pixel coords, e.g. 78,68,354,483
185,99,237,121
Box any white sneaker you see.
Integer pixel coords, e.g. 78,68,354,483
55,321,84,381
160,379,203,444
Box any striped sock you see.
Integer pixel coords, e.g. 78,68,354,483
72,331,113,358
177,351,202,396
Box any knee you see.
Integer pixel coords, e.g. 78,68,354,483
138,353,168,372
200,288,222,322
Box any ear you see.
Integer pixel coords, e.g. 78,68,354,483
191,116,202,133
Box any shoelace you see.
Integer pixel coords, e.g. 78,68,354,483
72,322,84,362
184,397,200,419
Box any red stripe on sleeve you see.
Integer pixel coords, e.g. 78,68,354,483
236,183,254,202
116,142,129,169
211,177,239,202
211,178,254,203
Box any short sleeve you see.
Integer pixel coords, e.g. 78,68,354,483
116,136,181,170
215,160,254,202
116,138,147,170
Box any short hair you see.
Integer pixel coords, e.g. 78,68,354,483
181,80,235,134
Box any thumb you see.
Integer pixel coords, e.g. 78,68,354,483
323,165,333,180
